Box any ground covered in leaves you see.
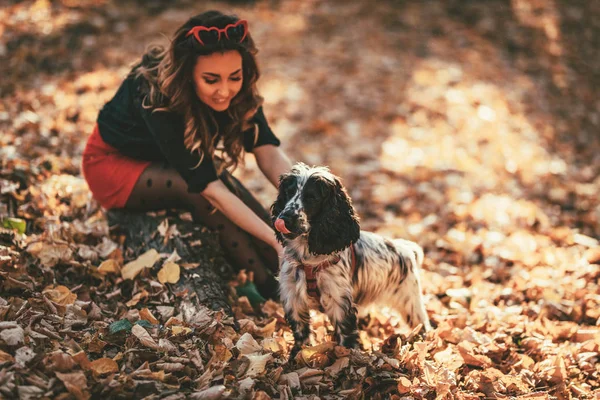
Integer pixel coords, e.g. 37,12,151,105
1,0,600,398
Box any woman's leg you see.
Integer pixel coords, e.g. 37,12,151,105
220,171,279,271
125,163,278,299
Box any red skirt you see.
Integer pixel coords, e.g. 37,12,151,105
82,125,151,209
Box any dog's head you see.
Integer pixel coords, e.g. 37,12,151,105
271,163,360,255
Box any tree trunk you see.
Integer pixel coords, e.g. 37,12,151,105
106,209,235,318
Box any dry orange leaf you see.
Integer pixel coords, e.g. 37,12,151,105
0,349,15,363
456,341,492,368
397,376,412,394
126,289,149,307
140,308,159,324
43,285,77,306
45,351,76,372
157,262,180,284
171,325,192,336
89,358,119,376
97,259,120,274
121,249,160,280
72,351,91,370
164,317,184,327
55,371,90,400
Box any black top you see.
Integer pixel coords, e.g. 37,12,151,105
96,74,280,193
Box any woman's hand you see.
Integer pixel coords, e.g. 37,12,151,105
203,180,285,262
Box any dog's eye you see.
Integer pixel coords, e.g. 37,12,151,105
280,178,297,197
284,186,296,197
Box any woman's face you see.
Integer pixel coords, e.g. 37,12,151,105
193,50,243,112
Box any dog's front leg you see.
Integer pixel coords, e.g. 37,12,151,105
284,301,310,359
324,293,360,349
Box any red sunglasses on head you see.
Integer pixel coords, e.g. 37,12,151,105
185,20,249,46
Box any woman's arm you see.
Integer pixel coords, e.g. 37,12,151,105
253,145,293,188
202,179,283,255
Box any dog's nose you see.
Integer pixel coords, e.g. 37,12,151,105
278,213,294,224
276,212,301,235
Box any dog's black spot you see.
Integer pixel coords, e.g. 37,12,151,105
384,239,409,282
352,244,364,285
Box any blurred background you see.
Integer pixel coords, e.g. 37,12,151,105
1,0,600,396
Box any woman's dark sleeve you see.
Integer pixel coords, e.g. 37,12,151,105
139,107,219,193
243,106,281,152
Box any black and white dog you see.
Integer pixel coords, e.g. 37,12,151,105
271,163,431,356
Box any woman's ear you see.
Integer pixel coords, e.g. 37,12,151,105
308,177,360,255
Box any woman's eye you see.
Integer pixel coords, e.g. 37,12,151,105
230,77,242,82
204,79,218,84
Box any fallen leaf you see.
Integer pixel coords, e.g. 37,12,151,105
15,346,35,367
125,289,149,307
457,341,492,368
244,353,273,378
90,358,119,376
0,326,25,346
72,351,92,370
27,242,73,267
171,325,192,336
55,371,90,400
132,324,159,349
236,332,263,355
108,319,133,335
190,385,227,399
139,308,159,324
0,349,15,364
43,285,77,306
158,338,177,354
397,376,412,394
157,261,180,284
121,249,161,280
45,350,76,372
97,259,120,274
325,357,349,377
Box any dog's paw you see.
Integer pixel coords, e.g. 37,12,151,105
341,335,360,350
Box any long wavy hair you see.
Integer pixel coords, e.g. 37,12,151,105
133,10,263,173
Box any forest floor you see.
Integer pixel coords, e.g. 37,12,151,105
1,0,599,398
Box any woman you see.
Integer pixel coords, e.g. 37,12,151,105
82,10,292,301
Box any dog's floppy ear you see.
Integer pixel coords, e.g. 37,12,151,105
308,176,360,255
270,173,293,244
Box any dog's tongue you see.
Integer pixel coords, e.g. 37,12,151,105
274,218,291,234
